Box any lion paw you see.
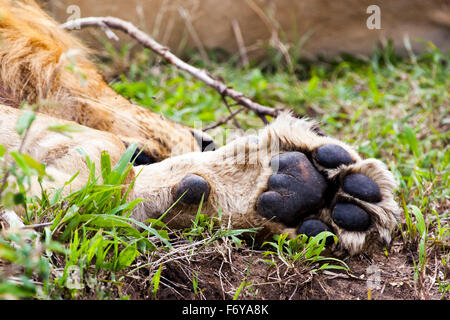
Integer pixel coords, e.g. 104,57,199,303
132,113,400,256
256,144,398,255
248,115,400,255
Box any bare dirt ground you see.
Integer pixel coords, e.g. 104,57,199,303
118,235,446,300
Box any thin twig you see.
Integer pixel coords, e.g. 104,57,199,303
218,260,227,299
231,19,249,67
61,17,282,122
202,107,246,132
177,8,209,63
21,221,54,229
221,94,242,129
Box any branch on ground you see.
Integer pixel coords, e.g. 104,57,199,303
61,17,283,125
202,106,246,131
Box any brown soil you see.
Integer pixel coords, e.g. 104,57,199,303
120,238,447,300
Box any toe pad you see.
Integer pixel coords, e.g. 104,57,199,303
343,173,382,202
297,219,331,237
315,144,355,168
297,219,334,245
174,174,210,205
332,203,371,231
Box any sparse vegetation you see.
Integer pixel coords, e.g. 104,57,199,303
0,40,448,299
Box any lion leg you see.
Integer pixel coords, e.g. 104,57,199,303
0,105,128,199
131,113,400,255
0,0,214,163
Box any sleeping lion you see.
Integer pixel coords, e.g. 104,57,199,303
0,0,400,255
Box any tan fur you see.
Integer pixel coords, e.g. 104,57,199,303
0,0,204,161
0,1,400,255
0,104,126,197
131,113,400,254
0,106,400,255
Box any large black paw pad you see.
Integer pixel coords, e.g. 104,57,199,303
342,173,382,203
332,203,371,231
256,152,328,226
315,144,355,168
174,174,210,205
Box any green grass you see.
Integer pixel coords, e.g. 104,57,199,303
261,232,348,272
108,41,449,299
0,41,448,299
